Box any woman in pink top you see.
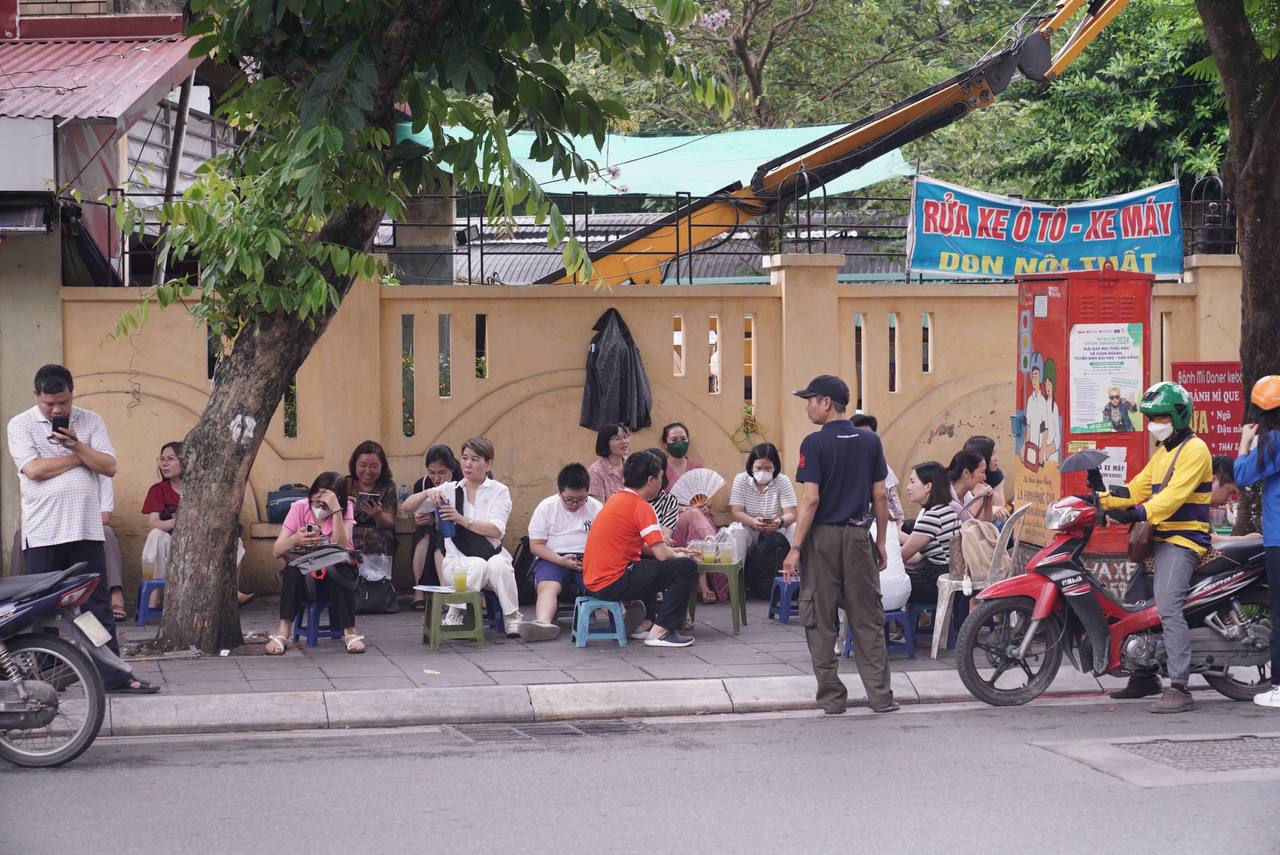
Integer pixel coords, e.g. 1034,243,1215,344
266,472,363,655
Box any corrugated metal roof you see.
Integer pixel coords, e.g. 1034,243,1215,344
0,37,202,126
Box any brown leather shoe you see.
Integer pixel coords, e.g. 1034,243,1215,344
1150,686,1194,714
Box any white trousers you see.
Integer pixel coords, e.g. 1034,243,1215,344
442,554,520,616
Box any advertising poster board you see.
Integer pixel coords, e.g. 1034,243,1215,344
1171,361,1244,456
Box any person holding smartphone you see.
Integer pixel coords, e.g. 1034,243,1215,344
346,440,399,588
267,472,362,654
6,364,157,693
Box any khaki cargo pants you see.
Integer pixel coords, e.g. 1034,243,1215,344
798,524,894,711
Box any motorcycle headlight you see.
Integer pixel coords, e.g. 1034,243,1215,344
1044,502,1081,531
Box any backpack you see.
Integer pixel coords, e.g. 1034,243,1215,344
511,536,537,606
745,531,791,599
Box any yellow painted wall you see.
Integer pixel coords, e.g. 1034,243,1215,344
47,255,1241,594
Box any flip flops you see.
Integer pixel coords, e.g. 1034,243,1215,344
109,679,161,694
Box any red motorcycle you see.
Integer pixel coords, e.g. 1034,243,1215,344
956,485,1273,706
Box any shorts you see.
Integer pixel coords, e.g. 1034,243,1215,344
532,556,583,591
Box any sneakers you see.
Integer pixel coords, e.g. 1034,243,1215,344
644,630,695,648
441,607,465,627
1253,685,1280,709
1109,673,1162,699
504,612,523,639
517,619,559,642
1150,685,1195,714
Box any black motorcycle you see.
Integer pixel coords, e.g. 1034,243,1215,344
0,563,116,767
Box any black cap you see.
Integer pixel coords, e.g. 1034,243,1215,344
792,374,850,407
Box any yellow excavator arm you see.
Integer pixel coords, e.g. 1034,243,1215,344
539,0,1131,286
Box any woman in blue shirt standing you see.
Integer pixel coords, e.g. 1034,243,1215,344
1233,375,1280,710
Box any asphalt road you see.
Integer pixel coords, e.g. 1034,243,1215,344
4,697,1278,855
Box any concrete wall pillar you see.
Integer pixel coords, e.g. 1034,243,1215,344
764,253,843,471
0,228,63,576
389,193,456,286
1184,254,1242,362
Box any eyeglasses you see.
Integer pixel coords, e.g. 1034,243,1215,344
561,495,589,506
157,457,180,465
1109,395,1121,400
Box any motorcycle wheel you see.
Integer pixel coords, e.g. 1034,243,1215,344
956,596,1063,706
1203,588,1274,702
0,633,105,768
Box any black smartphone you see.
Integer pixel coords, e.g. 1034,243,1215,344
305,523,317,534
50,415,70,436
357,491,380,507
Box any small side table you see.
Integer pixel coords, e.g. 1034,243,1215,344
422,589,487,649
686,560,747,635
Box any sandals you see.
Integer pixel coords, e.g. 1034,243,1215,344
264,634,288,656
344,634,367,654
410,599,427,612
112,604,128,621
109,679,161,694
699,591,718,604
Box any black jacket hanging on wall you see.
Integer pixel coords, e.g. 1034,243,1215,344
580,308,652,431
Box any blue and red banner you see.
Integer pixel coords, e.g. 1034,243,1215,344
906,176,1184,278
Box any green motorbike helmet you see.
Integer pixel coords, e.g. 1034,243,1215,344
1138,381,1193,429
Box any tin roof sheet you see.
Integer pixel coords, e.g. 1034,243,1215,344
0,37,202,126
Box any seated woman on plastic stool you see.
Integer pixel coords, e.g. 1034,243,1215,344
267,471,364,654
140,441,252,610
899,461,958,605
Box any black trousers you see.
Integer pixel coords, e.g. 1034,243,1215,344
906,561,948,605
278,567,357,630
1268,548,1280,686
588,557,698,632
23,539,133,690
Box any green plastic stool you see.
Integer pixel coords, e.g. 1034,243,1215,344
686,560,747,635
423,589,487,649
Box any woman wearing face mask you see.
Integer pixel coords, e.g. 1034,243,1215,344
729,443,798,547
409,445,463,611
1098,381,1212,713
267,471,362,655
661,422,704,498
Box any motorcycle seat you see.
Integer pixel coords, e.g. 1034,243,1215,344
0,564,89,604
1192,540,1265,577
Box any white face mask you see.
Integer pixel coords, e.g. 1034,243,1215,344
1148,421,1174,442
311,504,333,521
753,470,774,485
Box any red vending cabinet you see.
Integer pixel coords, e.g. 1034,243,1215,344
1012,270,1154,552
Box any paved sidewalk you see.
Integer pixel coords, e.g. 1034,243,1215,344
120,596,960,694
94,594,1162,737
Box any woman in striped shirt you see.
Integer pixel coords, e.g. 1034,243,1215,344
899,461,958,605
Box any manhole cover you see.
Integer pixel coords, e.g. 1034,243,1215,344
1119,736,1280,772
1037,732,1280,788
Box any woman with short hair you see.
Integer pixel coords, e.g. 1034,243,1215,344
409,444,462,611
404,437,524,637
588,423,630,502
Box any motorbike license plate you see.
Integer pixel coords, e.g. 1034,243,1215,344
73,612,111,647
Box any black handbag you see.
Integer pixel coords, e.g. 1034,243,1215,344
354,577,400,614
449,484,501,559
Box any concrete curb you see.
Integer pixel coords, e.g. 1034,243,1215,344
103,670,1121,737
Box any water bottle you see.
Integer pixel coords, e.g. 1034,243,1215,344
437,506,457,538
399,482,409,504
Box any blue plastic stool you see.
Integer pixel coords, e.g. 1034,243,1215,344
842,608,915,659
570,597,628,648
908,602,960,652
135,579,165,626
481,589,506,633
292,601,342,647
768,576,801,624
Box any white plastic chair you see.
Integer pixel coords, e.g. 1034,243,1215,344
930,503,1031,659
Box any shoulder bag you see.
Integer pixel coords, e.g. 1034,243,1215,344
449,484,502,560
1127,440,1188,563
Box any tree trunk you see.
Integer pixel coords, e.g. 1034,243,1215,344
1194,2,1280,394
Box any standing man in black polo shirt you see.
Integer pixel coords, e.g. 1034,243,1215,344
783,375,896,714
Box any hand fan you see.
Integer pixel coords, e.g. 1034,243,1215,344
670,468,725,506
